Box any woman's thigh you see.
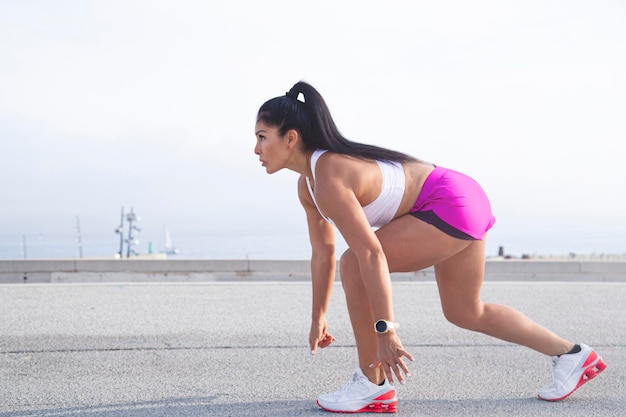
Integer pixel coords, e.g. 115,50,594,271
434,239,487,320
375,214,473,273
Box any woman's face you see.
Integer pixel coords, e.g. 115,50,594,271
254,120,290,174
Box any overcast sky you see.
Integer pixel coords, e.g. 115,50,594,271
1,0,625,256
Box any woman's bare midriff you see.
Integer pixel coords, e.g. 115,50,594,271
393,161,436,220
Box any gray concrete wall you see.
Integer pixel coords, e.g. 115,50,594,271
1,259,626,283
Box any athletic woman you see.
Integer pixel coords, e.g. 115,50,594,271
254,81,606,413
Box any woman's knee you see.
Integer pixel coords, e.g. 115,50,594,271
442,303,485,331
339,249,359,285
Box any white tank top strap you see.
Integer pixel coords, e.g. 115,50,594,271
305,149,333,224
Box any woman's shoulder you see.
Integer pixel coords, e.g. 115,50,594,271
314,152,380,191
315,150,373,165
316,151,375,172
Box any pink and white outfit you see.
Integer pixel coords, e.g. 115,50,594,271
306,149,495,240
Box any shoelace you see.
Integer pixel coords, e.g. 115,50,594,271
337,372,368,394
550,357,560,380
550,355,574,385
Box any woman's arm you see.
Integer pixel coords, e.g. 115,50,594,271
298,175,337,354
313,155,413,381
312,158,394,324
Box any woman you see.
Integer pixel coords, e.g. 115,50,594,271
254,81,606,413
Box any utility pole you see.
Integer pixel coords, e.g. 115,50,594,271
114,206,125,258
114,206,141,258
125,207,141,258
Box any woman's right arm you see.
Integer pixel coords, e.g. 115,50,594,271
298,175,337,355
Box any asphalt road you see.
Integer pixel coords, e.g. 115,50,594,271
1,281,624,416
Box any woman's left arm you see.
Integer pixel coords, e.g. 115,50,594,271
314,162,414,383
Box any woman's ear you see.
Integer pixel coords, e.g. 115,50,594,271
285,129,299,146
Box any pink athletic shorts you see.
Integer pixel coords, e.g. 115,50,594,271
410,167,495,240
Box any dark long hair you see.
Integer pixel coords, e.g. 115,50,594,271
257,81,418,163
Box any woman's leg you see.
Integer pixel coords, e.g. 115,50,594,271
339,250,383,383
340,214,574,386
339,214,475,383
434,237,574,356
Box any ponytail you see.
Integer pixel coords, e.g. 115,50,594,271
257,81,418,163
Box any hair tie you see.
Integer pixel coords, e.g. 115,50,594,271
286,89,303,102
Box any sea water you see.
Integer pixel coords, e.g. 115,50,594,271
0,230,624,260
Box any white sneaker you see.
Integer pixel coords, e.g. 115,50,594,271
316,368,397,413
537,343,607,401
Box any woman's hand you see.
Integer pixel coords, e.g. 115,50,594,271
370,331,414,384
309,319,335,355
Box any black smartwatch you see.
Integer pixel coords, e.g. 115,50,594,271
374,319,399,334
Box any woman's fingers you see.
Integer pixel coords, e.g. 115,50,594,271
310,331,335,355
398,349,414,376
371,349,413,384
318,333,335,348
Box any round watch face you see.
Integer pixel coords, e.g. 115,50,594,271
375,320,388,333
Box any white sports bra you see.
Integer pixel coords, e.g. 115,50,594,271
305,149,406,228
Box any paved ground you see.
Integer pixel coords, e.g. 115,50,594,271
0,281,624,416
